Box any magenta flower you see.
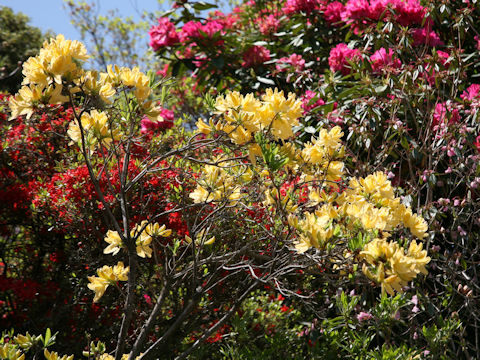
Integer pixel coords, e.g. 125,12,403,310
283,0,324,15
370,48,401,72
140,108,175,134
257,14,281,35
461,84,480,101
148,17,180,51
412,27,444,47
241,45,271,68
323,1,345,24
328,43,362,75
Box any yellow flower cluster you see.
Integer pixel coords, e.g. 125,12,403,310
360,237,430,295
185,228,216,246
67,110,121,149
189,164,244,205
196,88,302,162
103,221,172,258
44,349,74,360
87,262,129,302
288,204,338,253
341,172,428,238
301,126,345,183
9,35,87,119
0,343,24,360
9,35,165,139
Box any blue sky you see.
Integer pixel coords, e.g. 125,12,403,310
3,0,165,41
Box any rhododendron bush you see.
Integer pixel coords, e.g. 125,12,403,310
1,0,479,357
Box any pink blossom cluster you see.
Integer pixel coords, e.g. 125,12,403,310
301,90,325,113
276,54,306,73
369,48,402,72
282,0,325,14
149,17,180,51
323,0,427,32
323,1,345,23
180,20,225,42
461,84,480,102
412,26,444,47
140,107,175,134
242,45,271,68
328,43,362,74
432,101,460,129
257,14,282,35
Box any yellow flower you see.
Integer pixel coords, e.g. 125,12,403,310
185,228,215,246
87,262,129,302
294,211,334,252
77,71,116,104
360,238,430,296
189,164,242,205
67,110,120,149
103,230,123,255
403,208,428,239
23,34,88,85
9,83,68,120
0,343,25,360
44,349,74,360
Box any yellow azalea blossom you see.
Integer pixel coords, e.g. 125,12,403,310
263,188,298,213
189,164,242,205
293,211,334,252
87,262,129,302
0,344,24,360
185,228,215,246
77,71,116,104
9,83,68,120
44,349,74,360
196,118,213,135
103,230,123,255
67,110,120,149
129,221,172,258
22,34,88,86
360,238,430,295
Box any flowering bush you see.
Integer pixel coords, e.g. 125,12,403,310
142,0,480,356
3,0,480,355
0,28,436,359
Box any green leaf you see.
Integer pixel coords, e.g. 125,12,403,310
193,2,218,10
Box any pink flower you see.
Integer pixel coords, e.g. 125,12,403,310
357,312,373,322
474,135,480,152
433,102,459,128
412,27,444,47
283,0,324,14
180,20,224,42
156,63,169,78
276,54,306,72
436,50,449,62
341,0,371,22
257,15,281,35
301,90,325,112
461,84,480,101
370,48,402,72
369,0,391,20
328,43,362,74
323,1,345,24
149,17,180,51
475,36,480,50
242,45,271,68
394,0,426,26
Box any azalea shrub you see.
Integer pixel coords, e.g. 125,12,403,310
1,0,480,356
146,0,480,356
0,26,439,360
